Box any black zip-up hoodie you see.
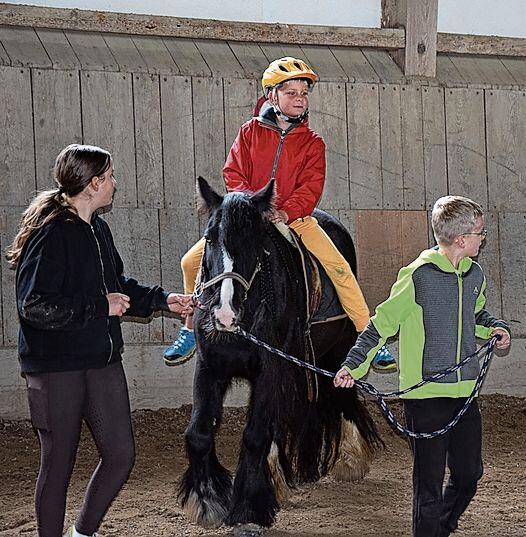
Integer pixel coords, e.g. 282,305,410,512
16,210,170,374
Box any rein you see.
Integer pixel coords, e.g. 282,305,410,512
235,326,498,440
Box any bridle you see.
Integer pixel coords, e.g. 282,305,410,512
192,239,266,314
193,261,262,302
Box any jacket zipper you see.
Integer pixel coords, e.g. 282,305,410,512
455,272,463,383
270,130,287,179
258,119,293,181
90,225,114,364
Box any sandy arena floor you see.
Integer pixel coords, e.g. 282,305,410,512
1,394,525,536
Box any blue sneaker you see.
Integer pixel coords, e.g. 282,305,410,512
372,344,397,373
164,327,196,366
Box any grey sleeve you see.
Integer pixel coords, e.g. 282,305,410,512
475,309,511,335
342,320,383,370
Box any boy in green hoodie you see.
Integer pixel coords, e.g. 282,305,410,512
334,195,510,537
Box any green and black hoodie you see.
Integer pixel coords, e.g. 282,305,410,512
342,249,510,399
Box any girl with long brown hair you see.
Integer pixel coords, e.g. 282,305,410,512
8,144,192,537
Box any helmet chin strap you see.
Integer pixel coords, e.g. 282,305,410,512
272,104,309,124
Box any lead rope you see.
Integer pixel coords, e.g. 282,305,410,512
235,327,498,440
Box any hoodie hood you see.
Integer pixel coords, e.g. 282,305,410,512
416,248,473,274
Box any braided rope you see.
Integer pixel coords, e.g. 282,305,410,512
235,327,497,440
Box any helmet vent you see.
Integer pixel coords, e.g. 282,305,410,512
294,62,302,69
279,65,289,72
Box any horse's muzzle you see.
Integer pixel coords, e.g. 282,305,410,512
212,305,240,332
214,321,238,333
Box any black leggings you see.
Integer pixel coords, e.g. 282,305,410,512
26,361,135,537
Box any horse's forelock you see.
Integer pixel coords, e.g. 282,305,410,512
220,193,264,258
222,194,263,233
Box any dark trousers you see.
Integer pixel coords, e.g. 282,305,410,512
26,361,135,537
403,398,483,537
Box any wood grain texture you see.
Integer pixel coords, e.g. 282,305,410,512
32,69,82,190
379,84,403,209
162,37,210,77
103,33,147,73
448,54,516,88
65,30,118,71
485,90,526,212
35,28,80,69
0,207,23,345
362,49,404,83
160,75,196,209
331,47,380,83
422,86,448,209
131,35,179,75
444,88,488,208
0,25,50,68
224,78,257,153
194,39,244,78
498,212,526,337
0,67,35,205
192,77,226,194
400,85,425,209
309,82,349,210
475,211,502,319
133,73,164,207
300,45,348,82
228,41,268,79
0,6,405,49
347,83,382,209
81,71,137,207
0,38,9,65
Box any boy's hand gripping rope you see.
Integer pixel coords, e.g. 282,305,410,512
234,327,498,440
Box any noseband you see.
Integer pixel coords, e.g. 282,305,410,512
193,260,262,304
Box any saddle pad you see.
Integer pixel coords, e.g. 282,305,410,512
305,250,346,324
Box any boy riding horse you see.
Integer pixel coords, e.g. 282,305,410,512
164,57,396,372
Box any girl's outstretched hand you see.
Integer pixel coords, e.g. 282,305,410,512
167,293,194,317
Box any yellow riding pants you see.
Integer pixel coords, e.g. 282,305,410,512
181,216,370,331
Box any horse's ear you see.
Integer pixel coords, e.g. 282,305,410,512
251,179,275,214
197,176,223,210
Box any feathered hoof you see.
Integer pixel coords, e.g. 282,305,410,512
182,490,227,529
267,441,292,503
333,419,374,482
231,523,265,537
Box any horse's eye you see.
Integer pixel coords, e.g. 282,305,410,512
205,236,212,244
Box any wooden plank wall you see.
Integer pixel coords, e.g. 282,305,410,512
0,37,525,347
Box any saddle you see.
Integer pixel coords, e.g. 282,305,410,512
272,222,346,325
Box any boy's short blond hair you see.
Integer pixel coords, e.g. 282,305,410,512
432,196,484,246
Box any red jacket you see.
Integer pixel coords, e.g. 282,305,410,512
223,112,326,222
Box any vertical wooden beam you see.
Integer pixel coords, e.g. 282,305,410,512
382,0,438,78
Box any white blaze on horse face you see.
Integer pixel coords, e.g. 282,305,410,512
214,246,237,330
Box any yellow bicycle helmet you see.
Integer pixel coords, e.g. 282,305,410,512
262,57,318,96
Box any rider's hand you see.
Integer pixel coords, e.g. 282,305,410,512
269,209,289,224
167,293,194,317
492,328,511,350
107,293,130,316
333,367,355,388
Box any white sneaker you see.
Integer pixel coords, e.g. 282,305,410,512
63,527,100,537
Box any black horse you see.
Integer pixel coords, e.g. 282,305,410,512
179,177,381,536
